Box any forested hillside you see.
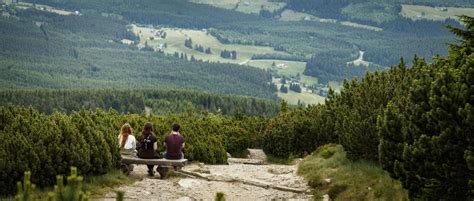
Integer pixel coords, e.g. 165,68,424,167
6,0,461,86
0,7,275,99
25,0,261,28
0,89,279,116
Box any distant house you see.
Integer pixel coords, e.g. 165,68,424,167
438,7,448,12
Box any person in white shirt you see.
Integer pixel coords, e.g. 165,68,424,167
118,123,136,155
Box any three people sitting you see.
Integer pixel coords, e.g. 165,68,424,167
119,122,186,176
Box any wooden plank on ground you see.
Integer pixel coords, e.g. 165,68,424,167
227,158,264,165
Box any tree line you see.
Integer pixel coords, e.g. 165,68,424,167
0,89,279,116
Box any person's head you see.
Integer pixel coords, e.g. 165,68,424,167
143,122,154,136
119,123,133,149
172,123,180,132
120,123,133,136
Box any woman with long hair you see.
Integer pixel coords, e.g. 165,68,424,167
136,122,159,176
118,123,137,155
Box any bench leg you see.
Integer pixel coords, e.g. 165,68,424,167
121,163,133,175
157,166,169,179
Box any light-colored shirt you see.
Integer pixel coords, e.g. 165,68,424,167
119,135,137,150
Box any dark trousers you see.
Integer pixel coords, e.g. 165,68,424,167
163,151,184,159
147,165,154,171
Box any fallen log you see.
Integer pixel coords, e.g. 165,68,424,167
227,158,265,165
178,170,308,193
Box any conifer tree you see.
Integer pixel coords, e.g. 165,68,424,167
379,15,474,200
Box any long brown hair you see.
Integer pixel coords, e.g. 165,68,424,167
119,123,133,149
142,122,154,136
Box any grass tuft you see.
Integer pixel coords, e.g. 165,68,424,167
297,144,408,200
215,192,226,201
82,170,131,195
266,155,296,165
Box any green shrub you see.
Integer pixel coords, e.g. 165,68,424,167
1,104,267,195
15,167,89,201
327,184,348,199
262,104,337,159
215,192,225,201
378,16,474,200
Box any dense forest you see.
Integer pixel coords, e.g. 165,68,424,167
0,105,269,195
210,19,460,70
12,0,461,85
24,0,262,29
0,89,279,116
0,8,276,99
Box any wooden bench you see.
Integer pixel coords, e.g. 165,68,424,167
120,155,188,178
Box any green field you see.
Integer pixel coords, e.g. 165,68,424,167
279,9,317,21
246,60,326,105
189,0,286,14
401,4,474,21
247,60,317,84
277,90,326,105
280,9,383,32
132,25,289,64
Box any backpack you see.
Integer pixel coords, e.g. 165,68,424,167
137,134,157,159
143,135,154,150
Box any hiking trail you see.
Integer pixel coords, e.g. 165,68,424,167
100,150,312,200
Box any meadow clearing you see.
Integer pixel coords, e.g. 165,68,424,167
132,25,289,64
189,0,286,14
400,4,474,22
131,25,331,105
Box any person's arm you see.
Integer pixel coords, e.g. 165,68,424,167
131,137,136,150
135,136,141,151
153,142,157,151
182,142,185,149
163,136,168,147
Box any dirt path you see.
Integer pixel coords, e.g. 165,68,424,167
100,162,312,200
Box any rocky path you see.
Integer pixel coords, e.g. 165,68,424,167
100,161,312,200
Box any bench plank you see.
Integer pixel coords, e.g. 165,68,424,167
121,155,187,167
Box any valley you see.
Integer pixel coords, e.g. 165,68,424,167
1,0,473,200
131,25,329,105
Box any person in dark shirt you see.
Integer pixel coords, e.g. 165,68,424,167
163,123,185,160
136,122,159,176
